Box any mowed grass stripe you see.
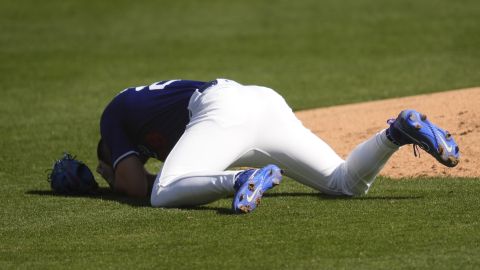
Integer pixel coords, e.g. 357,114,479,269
1,178,479,269
1,0,479,269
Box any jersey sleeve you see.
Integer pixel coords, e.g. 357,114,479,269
100,96,139,169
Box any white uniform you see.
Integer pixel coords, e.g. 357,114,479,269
150,79,399,207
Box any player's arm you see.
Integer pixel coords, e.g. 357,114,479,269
114,155,155,198
139,154,157,190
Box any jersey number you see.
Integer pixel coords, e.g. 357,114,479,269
135,80,180,91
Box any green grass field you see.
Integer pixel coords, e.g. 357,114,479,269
1,0,479,269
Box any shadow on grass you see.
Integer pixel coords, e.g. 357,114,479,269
264,192,320,198
182,205,235,215
316,194,424,200
26,189,423,215
26,188,151,207
265,192,423,201
26,188,237,215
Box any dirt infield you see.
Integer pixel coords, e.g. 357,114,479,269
295,87,480,178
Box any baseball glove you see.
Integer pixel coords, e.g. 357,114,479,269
47,153,98,195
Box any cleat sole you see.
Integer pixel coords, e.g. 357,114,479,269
232,164,283,214
448,156,459,166
392,110,460,168
239,205,251,213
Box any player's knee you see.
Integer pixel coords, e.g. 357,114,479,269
150,186,175,207
150,196,175,208
150,194,164,208
151,184,199,208
150,174,185,207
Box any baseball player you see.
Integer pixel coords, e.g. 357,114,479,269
96,79,460,213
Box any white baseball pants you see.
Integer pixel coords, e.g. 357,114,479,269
150,79,399,207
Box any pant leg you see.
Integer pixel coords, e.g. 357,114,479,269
150,81,259,207
151,80,400,208
336,130,399,195
150,120,247,207
268,127,399,196
234,86,399,196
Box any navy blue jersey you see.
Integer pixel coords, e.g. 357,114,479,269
100,79,207,168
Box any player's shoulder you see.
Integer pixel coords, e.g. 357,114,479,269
102,79,207,115
118,79,206,94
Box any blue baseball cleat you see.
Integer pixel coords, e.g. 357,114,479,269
232,164,283,214
387,109,460,167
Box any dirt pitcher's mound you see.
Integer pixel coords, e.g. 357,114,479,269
295,87,480,178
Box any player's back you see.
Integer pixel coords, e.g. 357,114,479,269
100,79,207,163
